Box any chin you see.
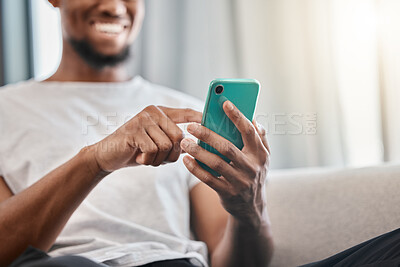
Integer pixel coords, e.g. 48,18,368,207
90,41,128,56
68,37,131,69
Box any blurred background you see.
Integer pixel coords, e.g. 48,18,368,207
0,0,399,170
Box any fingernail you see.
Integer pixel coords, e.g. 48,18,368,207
226,101,234,111
181,139,190,148
183,156,191,165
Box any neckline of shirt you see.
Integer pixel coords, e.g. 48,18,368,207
30,75,144,91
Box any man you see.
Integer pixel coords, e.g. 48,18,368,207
0,1,272,266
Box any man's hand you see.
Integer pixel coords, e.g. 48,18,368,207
92,105,202,172
181,100,270,229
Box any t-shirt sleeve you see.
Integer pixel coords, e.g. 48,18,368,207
188,172,201,190
187,96,204,190
182,105,202,191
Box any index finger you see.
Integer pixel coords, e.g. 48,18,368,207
158,106,203,124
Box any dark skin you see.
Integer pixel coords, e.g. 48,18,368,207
0,0,273,266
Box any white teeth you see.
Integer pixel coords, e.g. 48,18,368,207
95,23,124,34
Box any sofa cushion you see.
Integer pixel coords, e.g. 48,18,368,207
266,163,400,267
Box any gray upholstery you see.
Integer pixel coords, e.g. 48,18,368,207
266,163,400,267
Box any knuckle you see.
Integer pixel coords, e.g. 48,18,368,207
124,119,139,133
159,142,173,151
195,130,206,141
246,163,260,177
192,126,203,138
145,105,157,112
223,144,236,157
232,181,254,198
212,160,225,172
145,144,158,154
138,112,152,125
239,180,250,191
245,180,257,193
137,115,145,124
254,144,269,163
149,148,158,155
233,111,241,120
227,187,240,198
143,106,161,121
186,160,195,171
202,128,211,139
202,174,214,185
245,125,256,136
171,131,184,143
256,121,266,134
184,108,195,114
245,160,260,177
167,152,180,162
189,145,201,154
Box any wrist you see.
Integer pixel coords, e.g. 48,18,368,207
230,201,270,234
232,214,267,232
232,188,269,231
230,215,272,241
79,145,111,181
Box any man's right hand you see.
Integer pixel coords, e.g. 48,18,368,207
91,105,203,172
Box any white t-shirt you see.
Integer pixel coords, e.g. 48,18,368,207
0,77,208,267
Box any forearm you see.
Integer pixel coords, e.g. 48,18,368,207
0,145,107,266
211,212,274,267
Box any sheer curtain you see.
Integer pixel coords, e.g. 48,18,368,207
232,0,384,168
378,0,400,163
132,0,241,100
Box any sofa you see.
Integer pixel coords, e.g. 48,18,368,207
266,163,400,266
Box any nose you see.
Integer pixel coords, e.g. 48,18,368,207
98,0,127,17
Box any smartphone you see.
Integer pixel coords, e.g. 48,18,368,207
197,79,260,177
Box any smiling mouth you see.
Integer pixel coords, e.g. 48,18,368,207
92,22,129,35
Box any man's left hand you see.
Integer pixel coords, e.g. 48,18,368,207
181,100,270,229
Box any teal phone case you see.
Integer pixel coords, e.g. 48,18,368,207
197,79,260,177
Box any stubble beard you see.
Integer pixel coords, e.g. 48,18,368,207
68,38,131,70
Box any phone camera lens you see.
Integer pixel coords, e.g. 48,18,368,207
215,85,224,95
